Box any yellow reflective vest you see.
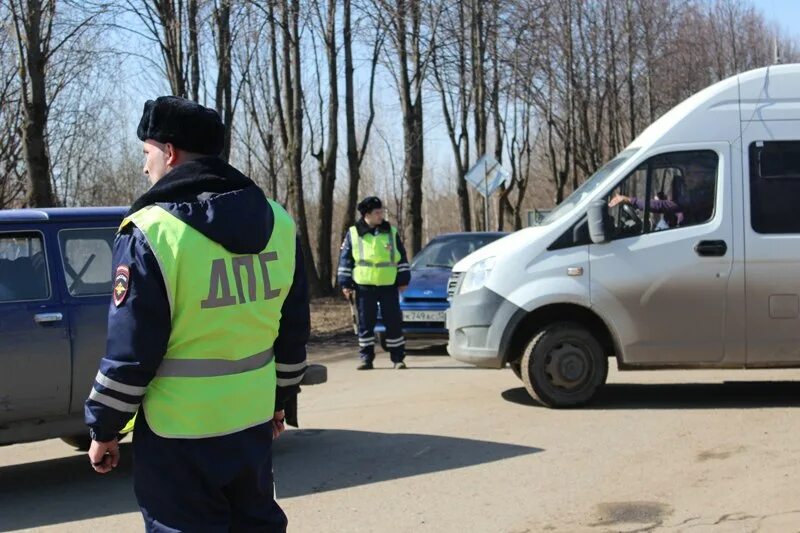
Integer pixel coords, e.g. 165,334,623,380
349,225,400,286
120,200,295,438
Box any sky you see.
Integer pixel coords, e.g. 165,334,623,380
759,0,800,36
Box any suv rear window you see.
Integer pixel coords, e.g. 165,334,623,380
58,228,116,296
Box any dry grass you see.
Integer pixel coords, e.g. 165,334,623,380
309,296,354,342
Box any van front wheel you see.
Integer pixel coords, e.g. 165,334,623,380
521,322,608,408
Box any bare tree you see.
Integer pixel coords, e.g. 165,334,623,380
370,0,440,254
7,0,103,207
340,0,381,241
308,0,338,295
212,0,237,160
431,0,471,232
269,0,323,295
124,0,202,99
239,2,282,199
0,11,25,208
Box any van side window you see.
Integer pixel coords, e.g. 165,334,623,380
606,150,718,240
749,141,800,234
0,233,49,302
58,228,116,296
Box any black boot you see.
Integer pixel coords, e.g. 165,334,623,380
357,361,374,370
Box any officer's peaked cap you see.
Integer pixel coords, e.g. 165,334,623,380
137,96,224,156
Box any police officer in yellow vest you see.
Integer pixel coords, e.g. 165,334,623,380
85,96,309,532
338,197,411,369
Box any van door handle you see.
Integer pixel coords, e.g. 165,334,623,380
34,312,63,324
694,240,727,257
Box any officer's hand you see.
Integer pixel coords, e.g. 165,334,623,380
272,410,286,439
88,438,120,474
342,288,353,299
398,285,408,294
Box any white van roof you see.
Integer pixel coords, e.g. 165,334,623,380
630,63,800,150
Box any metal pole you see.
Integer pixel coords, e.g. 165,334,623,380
484,160,489,231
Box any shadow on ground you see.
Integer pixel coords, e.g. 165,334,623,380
273,429,541,498
0,430,541,529
501,381,800,410
0,443,138,532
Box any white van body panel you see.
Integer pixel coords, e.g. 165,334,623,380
738,66,800,122
741,119,800,365
504,246,590,311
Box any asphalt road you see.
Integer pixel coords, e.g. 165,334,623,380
3,344,800,532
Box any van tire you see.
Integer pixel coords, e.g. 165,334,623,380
521,322,608,408
510,361,523,380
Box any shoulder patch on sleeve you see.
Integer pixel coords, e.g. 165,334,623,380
113,265,130,307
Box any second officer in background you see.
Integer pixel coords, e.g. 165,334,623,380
338,197,411,369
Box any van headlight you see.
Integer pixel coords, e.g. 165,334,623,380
459,257,495,295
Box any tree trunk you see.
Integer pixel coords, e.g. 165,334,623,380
341,0,380,245
284,0,322,296
396,0,424,255
188,0,200,102
313,0,338,296
214,0,233,160
342,0,359,242
12,0,56,207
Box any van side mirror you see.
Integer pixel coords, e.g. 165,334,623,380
587,200,611,244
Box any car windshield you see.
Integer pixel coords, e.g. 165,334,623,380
540,147,639,225
411,235,504,270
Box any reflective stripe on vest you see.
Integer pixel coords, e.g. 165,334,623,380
156,347,275,377
349,225,400,286
121,200,296,439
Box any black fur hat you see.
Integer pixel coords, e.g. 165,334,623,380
358,196,383,216
137,96,224,156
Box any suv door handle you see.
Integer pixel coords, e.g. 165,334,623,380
34,312,63,324
695,240,728,257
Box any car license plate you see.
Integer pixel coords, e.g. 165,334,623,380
403,310,446,322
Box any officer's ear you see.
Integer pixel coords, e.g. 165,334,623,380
164,142,179,167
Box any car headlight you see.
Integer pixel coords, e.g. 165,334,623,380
459,257,495,295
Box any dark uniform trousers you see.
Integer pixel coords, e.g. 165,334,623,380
357,285,405,364
133,414,287,533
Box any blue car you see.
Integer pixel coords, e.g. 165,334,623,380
375,232,507,349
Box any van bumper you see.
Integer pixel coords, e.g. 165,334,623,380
447,287,525,368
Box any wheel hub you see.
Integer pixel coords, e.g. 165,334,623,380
545,343,590,389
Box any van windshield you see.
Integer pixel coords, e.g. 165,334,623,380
540,148,639,225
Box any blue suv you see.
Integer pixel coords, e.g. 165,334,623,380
375,232,506,349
